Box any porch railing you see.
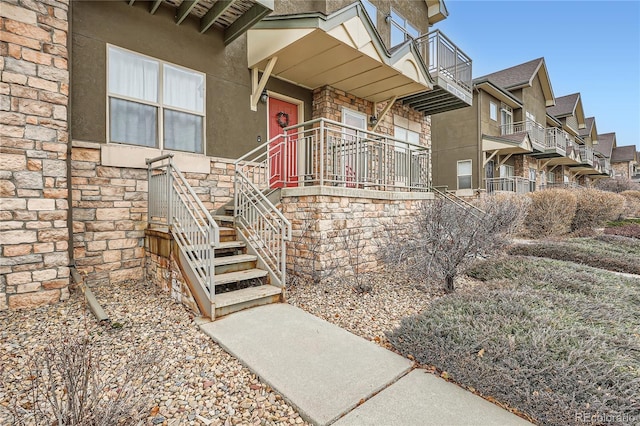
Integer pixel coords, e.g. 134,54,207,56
485,176,534,194
578,145,594,166
414,30,472,94
237,118,431,192
544,127,569,154
500,120,546,151
147,154,219,300
540,182,583,190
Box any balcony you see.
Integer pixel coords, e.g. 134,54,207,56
500,120,546,151
578,145,594,166
401,30,472,115
541,127,569,157
485,177,534,194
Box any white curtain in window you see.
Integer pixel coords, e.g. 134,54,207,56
110,98,157,147
163,64,204,113
164,109,203,153
108,47,158,102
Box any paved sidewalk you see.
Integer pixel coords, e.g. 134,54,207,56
200,304,532,426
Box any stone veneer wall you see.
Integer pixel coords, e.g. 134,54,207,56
0,0,70,310
70,142,237,287
312,85,432,147
612,162,631,180
281,189,431,282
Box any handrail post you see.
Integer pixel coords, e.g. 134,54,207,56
319,119,325,187
167,157,173,227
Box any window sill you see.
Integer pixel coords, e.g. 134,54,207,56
100,143,211,173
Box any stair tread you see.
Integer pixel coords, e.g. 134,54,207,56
214,268,267,285
219,227,234,232
215,285,281,308
213,215,234,222
217,240,246,249
213,254,257,267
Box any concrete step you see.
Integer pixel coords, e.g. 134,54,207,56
214,268,267,286
214,285,282,318
213,214,234,225
214,254,257,275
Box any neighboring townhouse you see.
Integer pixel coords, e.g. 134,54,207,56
592,130,615,179
611,144,639,180
431,58,608,195
1,0,472,314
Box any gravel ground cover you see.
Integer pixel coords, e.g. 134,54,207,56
286,270,481,348
0,280,307,426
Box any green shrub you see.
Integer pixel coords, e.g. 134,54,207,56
524,189,576,237
571,188,625,231
621,190,640,218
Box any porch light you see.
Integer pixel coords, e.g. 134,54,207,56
369,115,378,126
260,89,268,104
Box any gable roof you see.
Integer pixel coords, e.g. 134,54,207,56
474,57,555,106
579,117,595,138
611,145,637,163
594,132,615,157
547,93,586,130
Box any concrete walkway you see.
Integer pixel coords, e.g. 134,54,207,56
200,304,532,426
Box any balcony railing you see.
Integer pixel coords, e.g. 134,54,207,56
236,118,430,193
540,182,583,190
500,120,546,151
600,158,611,175
414,30,472,94
486,177,534,194
544,127,570,155
578,145,594,166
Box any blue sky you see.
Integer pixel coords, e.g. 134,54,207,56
435,0,640,151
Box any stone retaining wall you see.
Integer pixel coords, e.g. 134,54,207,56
0,0,70,310
281,188,433,282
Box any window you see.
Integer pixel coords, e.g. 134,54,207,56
489,101,497,121
499,164,514,177
548,171,555,183
457,160,472,189
390,8,420,47
500,103,513,134
361,0,377,26
108,46,205,153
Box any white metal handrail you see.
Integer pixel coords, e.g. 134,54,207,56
485,177,533,194
414,30,472,93
147,154,219,299
500,120,546,151
544,127,569,154
578,145,594,165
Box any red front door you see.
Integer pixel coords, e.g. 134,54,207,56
268,97,298,188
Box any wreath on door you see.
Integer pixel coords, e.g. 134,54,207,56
276,111,290,128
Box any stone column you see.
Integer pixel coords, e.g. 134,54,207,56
0,0,70,309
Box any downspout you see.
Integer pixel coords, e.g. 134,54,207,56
476,87,482,192
65,2,109,322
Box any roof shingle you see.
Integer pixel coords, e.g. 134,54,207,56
611,145,637,163
594,132,615,157
547,93,579,118
474,58,544,89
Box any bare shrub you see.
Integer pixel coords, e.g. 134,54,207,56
524,189,576,237
571,188,625,231
594,177,640,193
621,190,640,218
383,195,528,292
12,335,154,426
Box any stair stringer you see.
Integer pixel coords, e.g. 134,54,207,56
173,239,215,319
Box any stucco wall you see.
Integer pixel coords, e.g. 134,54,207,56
71,1,312,160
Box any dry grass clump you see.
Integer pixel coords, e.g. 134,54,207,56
508,236,640,275
571,188,624,231
388,257,640,426
524,189,576,237
620,190,640,218
594,177,640,193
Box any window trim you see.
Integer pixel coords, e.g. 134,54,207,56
361,0,377,27
389,7,420,47
106,44,207,155
457,159,472,190
489,101,498,121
